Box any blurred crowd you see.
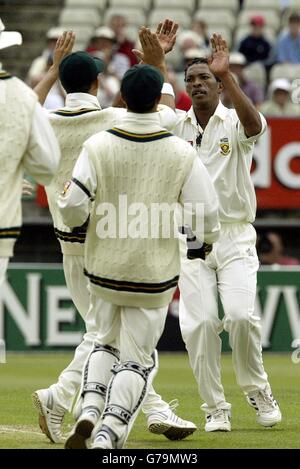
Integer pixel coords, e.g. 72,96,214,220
25,6,300,115
21,2,299,266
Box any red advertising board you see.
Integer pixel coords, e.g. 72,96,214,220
254,118,300,209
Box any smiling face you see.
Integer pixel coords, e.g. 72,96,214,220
185,62,222,108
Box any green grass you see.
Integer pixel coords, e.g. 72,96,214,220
0,353,299,449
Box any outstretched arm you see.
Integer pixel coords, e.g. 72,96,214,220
208,34,262,137
133,19,178,62
138,26,176,109
34,31,75,105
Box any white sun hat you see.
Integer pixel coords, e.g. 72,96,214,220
0,17,22,50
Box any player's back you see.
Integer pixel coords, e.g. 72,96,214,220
47,103,127,253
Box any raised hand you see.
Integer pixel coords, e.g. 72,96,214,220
155,19,178,54
207,33,230,79
132,19,178,63
52,30,75,69
136,27,165,68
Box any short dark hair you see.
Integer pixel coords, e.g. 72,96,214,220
289,12,300,23
184,58,221,82
63,83,92,94
126,98,159,113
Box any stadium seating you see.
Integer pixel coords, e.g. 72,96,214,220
237,9,281,31
243,0,282,12
270,63,300,82
59,7,102,28
71,25,95,47
126,25,139,43
154,0,196,13
284,0,300,10
199,0,240,13
65,0,107,10
193,9,236,31
104,7,146,27
148,9,192,30
234,25,277,47
110,0,152,13
207,26,233,48
244,61,267,90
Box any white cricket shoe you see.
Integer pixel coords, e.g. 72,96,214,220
147,399,197,440
91,425,119,450
65,408,99,449
32,389,65,443
204,409,231,432
247,384,282,427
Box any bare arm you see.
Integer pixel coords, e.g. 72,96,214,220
139,26,176,109
113,19,178,109
34,31,75,105
208,34,262,137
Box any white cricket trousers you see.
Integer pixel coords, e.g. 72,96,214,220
179,223,269,412
50,255,170,415
87,295,168,444
0,258,9,288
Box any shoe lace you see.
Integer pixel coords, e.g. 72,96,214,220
252,390,276,413
168,399,179,413
207,409,228,422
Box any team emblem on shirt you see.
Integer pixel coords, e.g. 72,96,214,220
219,137,230,156
62,180,71,196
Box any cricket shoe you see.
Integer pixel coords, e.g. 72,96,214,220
204,408,231,432
65,407,99,449
32,389,65,443
147,399,197,440
91,424,127,450
92,425,118,449
247,384,282,427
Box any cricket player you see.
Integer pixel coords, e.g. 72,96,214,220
173,34,282,431
32,24,198,443
0,18,60,289
61,61,220,449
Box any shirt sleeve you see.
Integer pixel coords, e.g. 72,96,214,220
58,148,97,228
156,104,178,131
236,111,267,146
23,102,60,186
179,156,220,244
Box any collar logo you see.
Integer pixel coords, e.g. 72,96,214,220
219,137,230,156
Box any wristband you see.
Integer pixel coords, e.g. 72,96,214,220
161,82,175,98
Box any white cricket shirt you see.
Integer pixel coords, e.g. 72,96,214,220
174,101,267,224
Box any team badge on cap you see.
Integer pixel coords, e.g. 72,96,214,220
219,137,230,156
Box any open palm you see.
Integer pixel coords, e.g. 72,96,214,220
133,19,178,62
156,19,178,54
208,33,230,78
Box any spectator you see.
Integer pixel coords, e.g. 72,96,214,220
86,26,130,80
239,16,272,65
109,14,138,66
27,26,65,110
191,12,210,47
276,12,300,63
257,232,300,265
176,31,205,72
27,27,64,87
229,52,264,106
168,66,192,111
260,78,299,116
